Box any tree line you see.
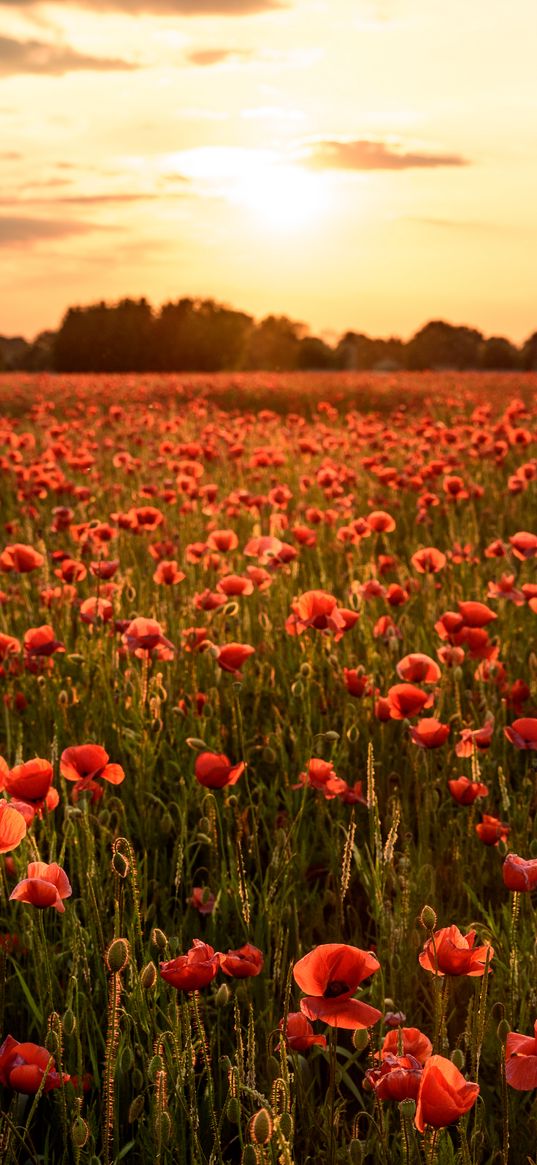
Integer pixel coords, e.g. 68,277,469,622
2,297,537,372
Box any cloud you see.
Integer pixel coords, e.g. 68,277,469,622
0,0,284,12
0,36,137,75
186,48,252,66
303,139,469,171
1,190,189,205
0,216,108,245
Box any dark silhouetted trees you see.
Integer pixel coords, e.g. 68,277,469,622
2,297,534,372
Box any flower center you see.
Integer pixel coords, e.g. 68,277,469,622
324,979,349,998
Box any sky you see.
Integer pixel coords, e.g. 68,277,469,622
2,0,537,343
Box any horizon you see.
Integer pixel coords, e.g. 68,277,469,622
4,297,537,350
2,1,537,342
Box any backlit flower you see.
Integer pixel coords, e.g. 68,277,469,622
415,1055,479,1132
419,925,493,977
10,862,72,913
160,939,219,991
293,943,382,1030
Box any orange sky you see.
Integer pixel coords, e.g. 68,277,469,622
2,0,537,342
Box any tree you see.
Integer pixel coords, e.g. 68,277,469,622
405,321,483,370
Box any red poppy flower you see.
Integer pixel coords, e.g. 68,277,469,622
182,627,209,653
207,529,238,553
0,1035,70,1094
475,814,510,846
54,558,87,584
194,752,245,789
0,633,21,660
160,939,219,991
387,684,432,720
23,625,64,658
409,718,450,748
502,854,537,892
457,601,497,628
278,1012,327,1052
504,718,537,750
411,547,447,574
396,654,441,684
122,617,174,657
286,590,346,637
509,531,537,560
153,560,186,586
435,611,464,641
90,560,119,580
296,758,348,800
385,584,408,607
190,887,216,914
293,943,382,1030
0,801,27,853
216,642,255,678
0,544,44,574
505,1019,537,1090
79,597,114,625
60,744,125,791
368,510,396,533
10,861,72,913
6,758,53,805
219,943,264,978
216,574,255,597
419,925,493,977
366,1054,423,1102
448,777,488,806
343,668,371,697
415,1055,479,1132
380,1028,432,1064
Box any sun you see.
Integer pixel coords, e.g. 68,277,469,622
230,162,328,232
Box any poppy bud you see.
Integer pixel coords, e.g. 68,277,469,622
347,724,359,743
132,1068,143,1090
497,1019,511,1043
352,1029,369,1052
349,1139,364,1164
241,1148,259,1165
419,905,437,930
71,1117,89,1148
216,983,231,1007
450,1049,465,1070
154,1111,171,1145
63,1008,77,1036
140,962,157,990
198,817,210,833
112,851,129,878
45,1029,59,1054
160,812,173,835
279,1111,293,1140
249,1108,273,1145
226,1096,241,1123
129,1095,145,1123
148,1055,164,1082
151,928,168,952
262,746,276,764
186,738,209,751
324,731,340,742
399,1099,416,1119
267,1055,280,1081
106,938,130,974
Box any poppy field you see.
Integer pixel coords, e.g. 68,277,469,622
0,369,536,1165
